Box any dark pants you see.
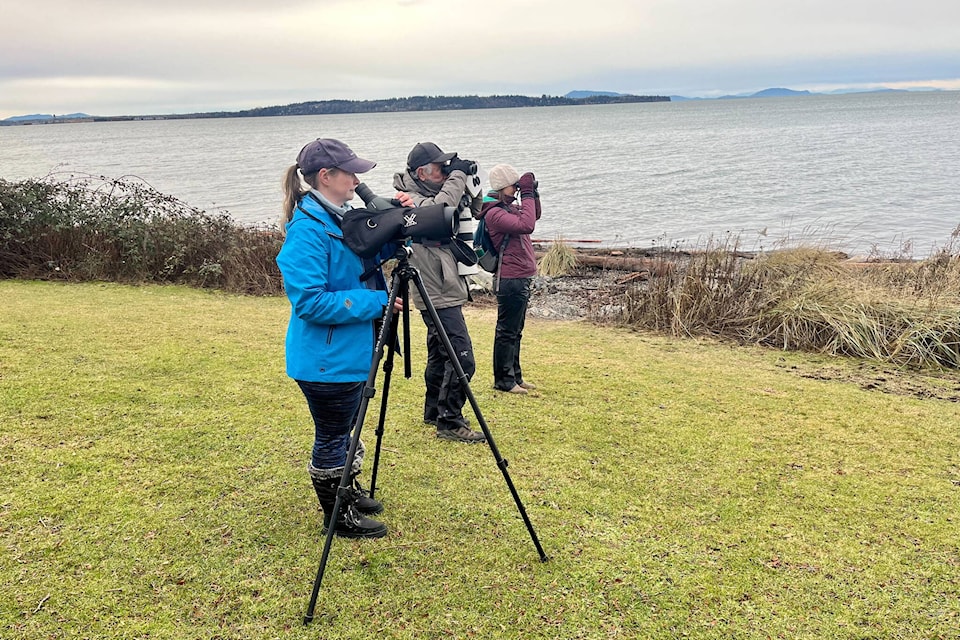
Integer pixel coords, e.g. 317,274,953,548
421,306,475,429
297,380,363,470
494,277,531,391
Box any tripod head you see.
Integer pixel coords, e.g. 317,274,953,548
392,243,413,263
376,243,416,381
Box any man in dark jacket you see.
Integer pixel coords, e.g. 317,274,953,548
393,142,486,443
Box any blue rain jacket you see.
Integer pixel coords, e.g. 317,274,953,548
276,195,389,382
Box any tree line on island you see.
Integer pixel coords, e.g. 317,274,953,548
86,93,669,122
224,93,670,117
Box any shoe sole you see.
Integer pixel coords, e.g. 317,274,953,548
436,432,486,444
323,526,388,539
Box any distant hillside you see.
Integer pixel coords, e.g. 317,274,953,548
669,88,812,101
169,93,670,120
2,93,670,125
713,88,813,100
820,88,912,95
3,112,91,124
671,86,939,101
746,87,812,98
564,90,626,99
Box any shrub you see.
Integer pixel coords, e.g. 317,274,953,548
0,175,284,295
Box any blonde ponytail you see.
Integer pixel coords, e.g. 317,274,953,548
280,165,306,232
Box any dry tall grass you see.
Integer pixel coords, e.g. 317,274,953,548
615,236,960,369
538,238,578,276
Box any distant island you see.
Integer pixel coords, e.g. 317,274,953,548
669,86,935,101
3,112,93,123
8,86,942,125
1,92,669,126
671,87,817,100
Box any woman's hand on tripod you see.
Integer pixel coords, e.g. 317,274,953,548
393,297,404,312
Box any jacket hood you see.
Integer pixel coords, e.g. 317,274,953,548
393,170,442,196
481,190,515,216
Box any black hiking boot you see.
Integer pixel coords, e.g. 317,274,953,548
350,474,383,515
311,476,387,539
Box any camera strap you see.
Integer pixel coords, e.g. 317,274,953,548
297,193,382,290
492,237,508,293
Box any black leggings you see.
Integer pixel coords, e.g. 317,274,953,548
493,277,531,390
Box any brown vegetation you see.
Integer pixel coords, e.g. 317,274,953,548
5,175,960,370
595,240,960,369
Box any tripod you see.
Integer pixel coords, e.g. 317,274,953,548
304,246,549,624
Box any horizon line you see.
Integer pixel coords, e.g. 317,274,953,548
2,84,956,121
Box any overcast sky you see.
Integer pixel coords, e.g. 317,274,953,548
1,0,958,119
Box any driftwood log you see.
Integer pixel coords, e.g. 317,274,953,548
534,250,676,275
572,254,675,275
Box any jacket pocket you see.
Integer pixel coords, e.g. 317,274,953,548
326,326,335,345
440,251,460,284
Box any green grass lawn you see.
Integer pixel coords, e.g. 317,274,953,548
2,281,958,639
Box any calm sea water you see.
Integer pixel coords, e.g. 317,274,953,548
2,91,959,256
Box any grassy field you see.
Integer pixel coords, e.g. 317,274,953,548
2,280,958,639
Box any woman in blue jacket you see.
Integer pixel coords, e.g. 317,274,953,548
276,138,395,539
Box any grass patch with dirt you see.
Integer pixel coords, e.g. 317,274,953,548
2,281,959,639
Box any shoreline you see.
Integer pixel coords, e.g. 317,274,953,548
471,244,939,322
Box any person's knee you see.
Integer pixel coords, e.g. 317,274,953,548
462,356,476,378
452,342,475,375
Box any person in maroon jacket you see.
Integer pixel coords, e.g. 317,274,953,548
481,164,542,394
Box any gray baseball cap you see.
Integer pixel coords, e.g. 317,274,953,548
297,138,376,174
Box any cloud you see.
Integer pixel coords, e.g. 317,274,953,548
1,0,958,118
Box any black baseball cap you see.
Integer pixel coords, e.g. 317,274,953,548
297,138,376,174
406,142,456,170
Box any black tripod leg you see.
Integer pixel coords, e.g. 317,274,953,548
369,310,400,498
303,272,404,625
409,269,549,563
371,276,412,496
401,277,412,379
